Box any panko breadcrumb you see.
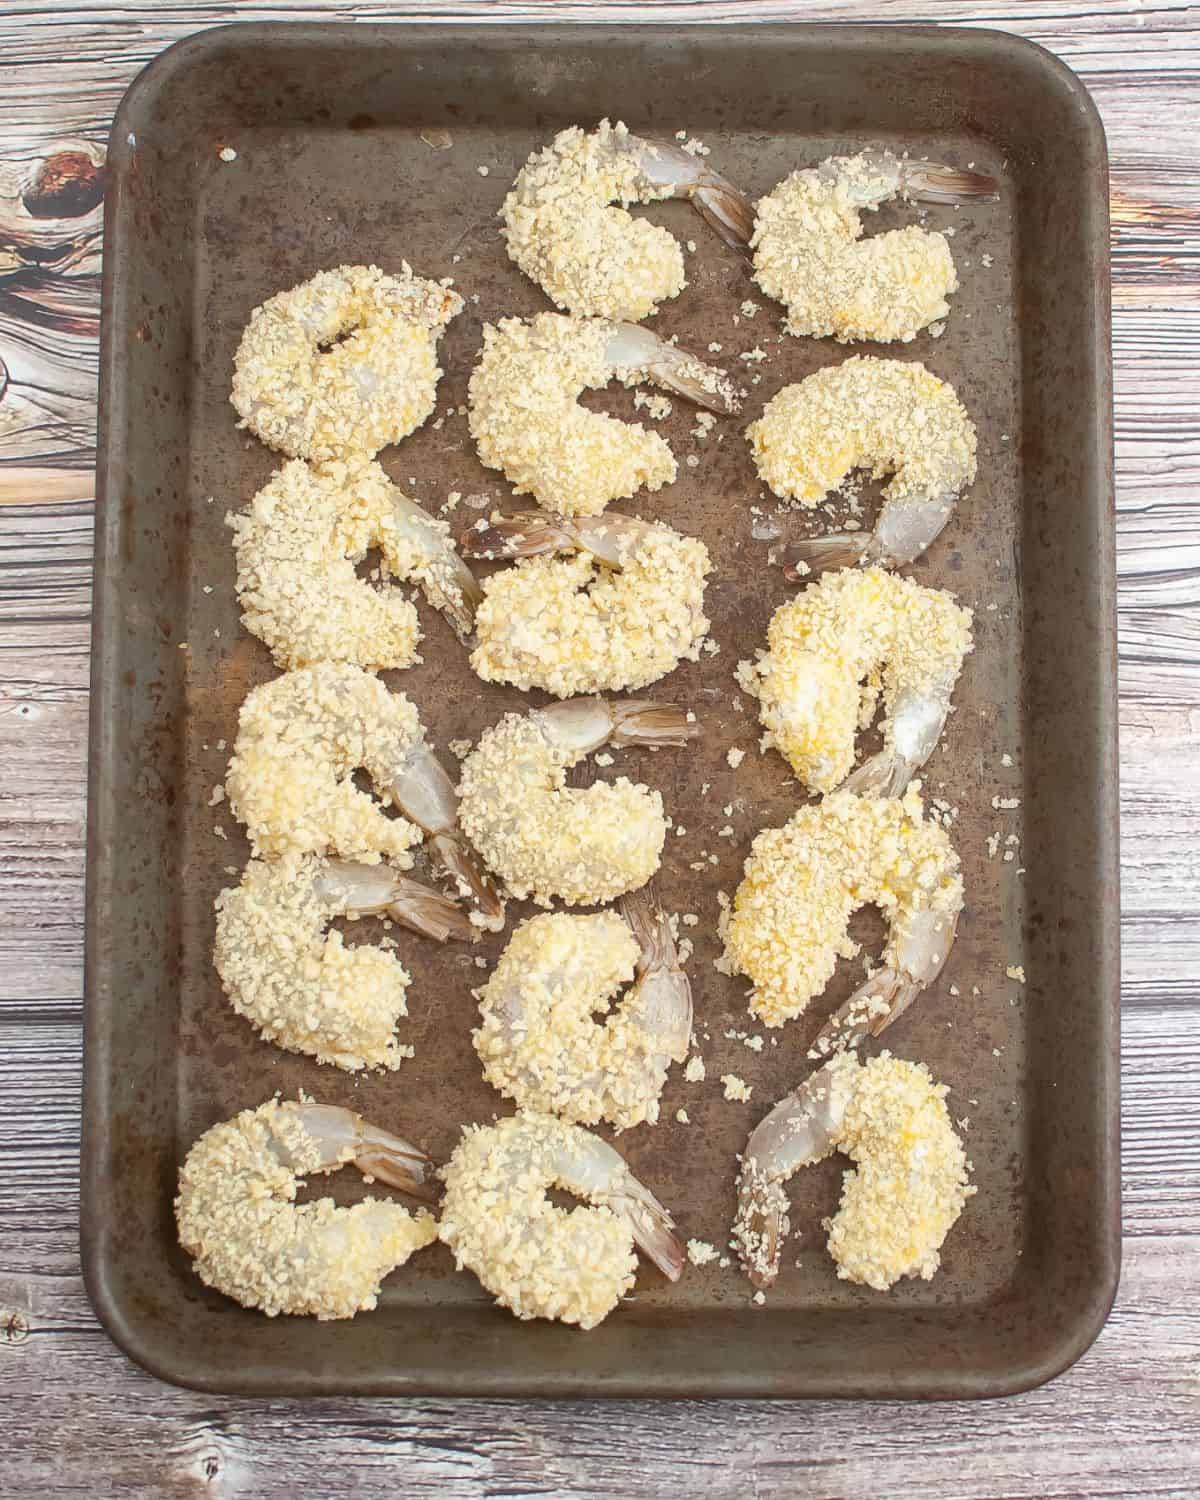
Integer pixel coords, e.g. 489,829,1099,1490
470,521,711,697
722,786,963,1027
738,566,973,792
231,263,461,461
752,155,958,343
226,662,423,864
502,120,687,321
175,1099,436,1319
213,854,415,1071
747,357,976,511
438,1113,649,1330
468,314,676,516
474,909,688,1131
458,710,667,906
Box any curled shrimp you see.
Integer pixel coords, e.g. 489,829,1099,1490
231,263,462,462
213,853,473,1072
227,458,482,673
474,886,692,1131
439,1111,684,1329
462,510,711,697
751,150,998,344
458,696,696,908
748,356,978,571
468,313,739,517
736,566,973,796
734,1051,974,1292
175,1098,437,1318
503,118,754,322
720,786,962,1032
225,663,502,923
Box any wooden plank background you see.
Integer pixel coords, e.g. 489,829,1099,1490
2,2,1197,1494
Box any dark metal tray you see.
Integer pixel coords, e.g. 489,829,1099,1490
83,21,1118,1398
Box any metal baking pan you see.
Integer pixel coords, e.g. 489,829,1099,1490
83,21,1118,1398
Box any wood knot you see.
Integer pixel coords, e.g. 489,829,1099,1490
23,150,106,220
1,1308,30,1345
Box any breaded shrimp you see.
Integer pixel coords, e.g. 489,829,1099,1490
749,357,977,570
721,786,962,1030
737,566,973,796
225,663,502,923
468,314,738,517
474,888,692,1130
458,696,695,908
439,1111,684,1330
227,458,481,672
176,1099,437,1318
231,263,462,462
503,119,754,321
213,854,473,1071
463,510,711,697
733,1051,974,1291
752,151,997,344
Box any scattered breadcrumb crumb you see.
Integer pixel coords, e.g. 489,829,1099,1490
721,1074,752,1102
687,1238,718,1266
676,1108,690,1125
726,747,745,769
218,145,237,163
1006,965,1026,984
684,1055,706,1083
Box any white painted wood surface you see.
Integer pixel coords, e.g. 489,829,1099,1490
1,2,1197,1494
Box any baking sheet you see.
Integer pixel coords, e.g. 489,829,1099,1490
83,21,1118,1397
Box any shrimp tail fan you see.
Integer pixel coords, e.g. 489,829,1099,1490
606,699,699,750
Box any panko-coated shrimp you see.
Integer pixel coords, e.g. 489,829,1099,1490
176,1098,437,1318
748,357,978,571
468,314,738,518
737,566,973,797
231,263,462,462
213,854,473,1071
227,459,481,672
458,696,696,908
503,119,755,322
733,1051,974,1291
473,887,692,1131
462,510,711,697
751,150,998,344
439,1111,684,1329
225,663,502,923
720,786,962,1032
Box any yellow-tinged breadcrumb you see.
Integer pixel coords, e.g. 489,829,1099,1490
721,1074,753,1102
752,156,958,343
738,566,973,792
213,854,414,1071
228,457,478,672
438,1113,640,1330
226,663,422,864
468,314,676,516
458,711,666,906
231,263,461,462
502,120,686,321
826,1054,974,1290
747,357,976,511
471,523,711,697
474,911,682,1130
723,787,963,1026
687,1238,719,1266
175,1099,436,1319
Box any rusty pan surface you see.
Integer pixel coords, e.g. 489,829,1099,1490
83,22,1119,1397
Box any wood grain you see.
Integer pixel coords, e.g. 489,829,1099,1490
2,2,1198,1494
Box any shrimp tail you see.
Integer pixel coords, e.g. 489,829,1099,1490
385,875,476,944
783,533,875,580
349,1123,440,1200
900,161,1000,204
459,511,572,560
607,321,741,415
277,1102,439,1200
430,830,506,928
419,557,484,644
839,746,917,799
620,883,672,971
619,1178,685,1282
692,172,757,251
607,698,699,749
733,1169,788,1289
